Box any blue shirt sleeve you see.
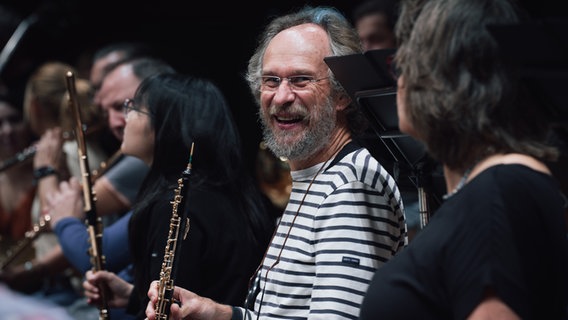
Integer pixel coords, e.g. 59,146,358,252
54,211,133,273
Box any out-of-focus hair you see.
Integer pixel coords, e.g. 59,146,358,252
60,78,103,134
395,0,558,171
23,62,78,127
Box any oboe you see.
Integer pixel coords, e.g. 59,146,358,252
155,143,194,320
65,71,110,320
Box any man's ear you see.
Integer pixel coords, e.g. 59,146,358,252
336,93,351,111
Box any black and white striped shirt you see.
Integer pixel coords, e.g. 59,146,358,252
239,145,407,319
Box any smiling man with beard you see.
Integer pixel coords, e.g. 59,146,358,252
259,92,336,163
145,6,408,320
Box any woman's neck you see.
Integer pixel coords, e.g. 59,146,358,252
443,153,551,197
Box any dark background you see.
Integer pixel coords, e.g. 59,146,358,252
1,0,566,167
0,0,363,164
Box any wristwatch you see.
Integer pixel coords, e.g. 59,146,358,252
33,166,58,184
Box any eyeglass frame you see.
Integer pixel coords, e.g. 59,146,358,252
259,75,329,92
123,98,151,118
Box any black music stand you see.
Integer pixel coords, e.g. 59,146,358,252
325,49,441,228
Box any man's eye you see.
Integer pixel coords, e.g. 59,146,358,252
290,76,312,86
263,77,281,87
111,102,124,111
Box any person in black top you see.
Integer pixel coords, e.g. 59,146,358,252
359,0,568,319
76,73,274,318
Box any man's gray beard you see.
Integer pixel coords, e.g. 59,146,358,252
260,101,336,161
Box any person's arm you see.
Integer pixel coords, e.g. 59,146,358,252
93,176,131,216
145,281,233,320
33,128,68,212
53,213,132,273
93,155,149,217
46,178,133,273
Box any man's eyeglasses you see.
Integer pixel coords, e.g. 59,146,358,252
123,99,151,118
260,75,329,92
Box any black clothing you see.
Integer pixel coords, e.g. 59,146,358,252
360,164,568,319
127,184,270,319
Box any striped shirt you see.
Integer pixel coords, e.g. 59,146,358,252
238,145,407,319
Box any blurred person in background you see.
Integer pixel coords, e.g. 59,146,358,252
352,0,399,51
0,92,36,273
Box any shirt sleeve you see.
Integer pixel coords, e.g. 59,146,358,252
54,211,133,273
104,156,149,204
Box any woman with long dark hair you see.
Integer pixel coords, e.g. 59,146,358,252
77,73,274,318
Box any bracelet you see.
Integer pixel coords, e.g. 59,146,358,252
33,166,58,184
